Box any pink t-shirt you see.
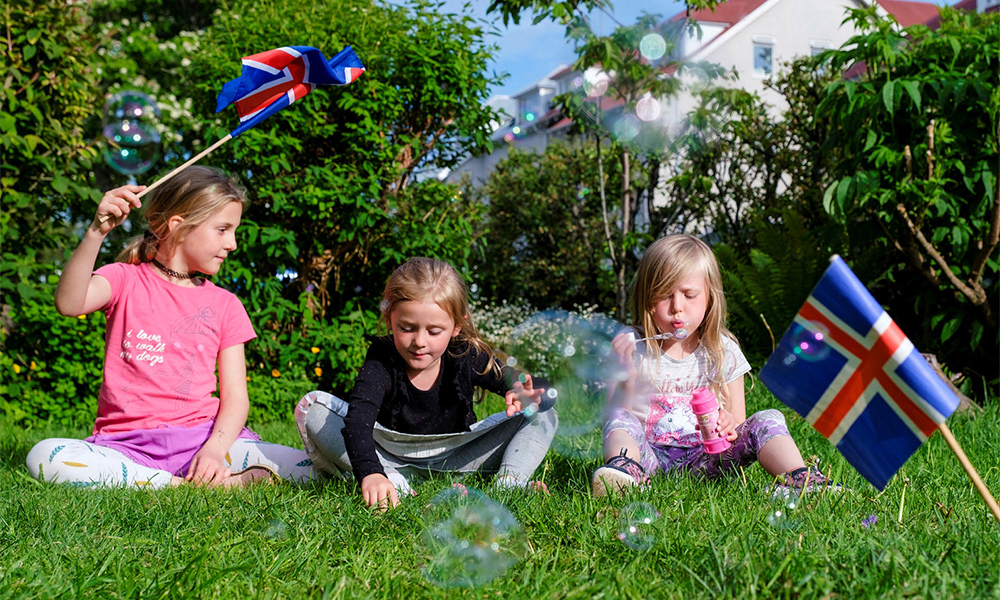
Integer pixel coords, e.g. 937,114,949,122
92,262,256,435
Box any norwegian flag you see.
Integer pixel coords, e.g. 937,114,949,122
759,256,960,490
215,45,365,137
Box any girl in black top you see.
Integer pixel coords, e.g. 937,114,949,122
296,257,558,510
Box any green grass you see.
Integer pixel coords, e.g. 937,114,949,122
2,390,998,599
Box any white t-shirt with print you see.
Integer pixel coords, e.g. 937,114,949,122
628,336,751,448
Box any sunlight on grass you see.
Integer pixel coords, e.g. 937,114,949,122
2,392,998,599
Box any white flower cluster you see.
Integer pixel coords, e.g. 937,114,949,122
473,300,614,380
176,31,202,55
472,299,535,350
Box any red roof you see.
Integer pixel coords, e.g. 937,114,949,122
876,0,942,26
924,0,978,30
669,0,950,29
670,0,768,24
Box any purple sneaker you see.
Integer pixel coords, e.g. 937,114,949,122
770,466,845,500
591,449,648,497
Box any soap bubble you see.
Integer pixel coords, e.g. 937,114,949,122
416,487,529,588
613,114,641,142
766,495,800,531
639,33,667,60
636,96,662,122
790,321,831,363
500,310,621,461
584,71,610,98
617,502,660,551
262,519,288,539
102,90,161,175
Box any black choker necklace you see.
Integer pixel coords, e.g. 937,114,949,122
151,258,197,280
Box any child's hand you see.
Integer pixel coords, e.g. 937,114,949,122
505,374,544,417
92,185,145,234
716,408,738,442
361,473,400,512
610,330,638,381
186,448,231,486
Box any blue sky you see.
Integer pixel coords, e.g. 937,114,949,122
444,0,957,98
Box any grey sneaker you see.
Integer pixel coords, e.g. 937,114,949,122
591,449,649,497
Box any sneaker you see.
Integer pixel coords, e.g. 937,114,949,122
591,449,648,497
770,466,845,500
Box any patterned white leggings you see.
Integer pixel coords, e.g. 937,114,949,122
26,437,316,490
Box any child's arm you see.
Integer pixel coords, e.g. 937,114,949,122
54,185,144,317
716,375,747,442
604,330,640,413
187,343,250,486
343,347,397,509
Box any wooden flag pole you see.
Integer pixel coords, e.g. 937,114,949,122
938,422,1000,524
99,134,233,223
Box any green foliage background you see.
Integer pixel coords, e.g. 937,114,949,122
2,0,500,426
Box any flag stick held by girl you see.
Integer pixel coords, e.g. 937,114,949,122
27,167,315,488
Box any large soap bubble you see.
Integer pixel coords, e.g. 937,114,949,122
416,487,529,588
617,502,660,551
500,310,625,462
102,90,161,175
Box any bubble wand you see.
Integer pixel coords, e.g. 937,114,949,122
627,322,692,345
99,45,365,222
632,329,690,343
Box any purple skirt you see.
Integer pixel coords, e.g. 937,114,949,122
86,421,261,477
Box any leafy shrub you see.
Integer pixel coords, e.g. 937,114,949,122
716,211,838,365
0,291,106,426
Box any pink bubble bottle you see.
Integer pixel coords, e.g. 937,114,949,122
690,387,731,454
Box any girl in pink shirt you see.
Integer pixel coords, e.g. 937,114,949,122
26,167,314,488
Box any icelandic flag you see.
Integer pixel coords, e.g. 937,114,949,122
758,255,960,490
215,45,365,137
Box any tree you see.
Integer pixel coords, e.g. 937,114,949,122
470,142,620,310
556,14,684,320
1,1,109,424
482,1,724,320
1,0,105,308
819,7,999,384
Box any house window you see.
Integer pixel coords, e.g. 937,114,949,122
811,41,833,75
810,40,832,57
753,41,774,77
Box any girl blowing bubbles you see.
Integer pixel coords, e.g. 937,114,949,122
27,167,314,488
296,257,558,510
592,235,838,498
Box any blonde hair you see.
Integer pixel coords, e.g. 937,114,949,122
117,166,248,265
629,234,737,405
380,257,500,395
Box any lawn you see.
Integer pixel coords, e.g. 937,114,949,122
1,388,998,599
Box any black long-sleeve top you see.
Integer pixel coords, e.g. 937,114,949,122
343,336,527,482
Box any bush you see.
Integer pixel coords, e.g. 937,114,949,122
0,292,105,426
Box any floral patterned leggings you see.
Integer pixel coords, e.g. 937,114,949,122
603,408,791,478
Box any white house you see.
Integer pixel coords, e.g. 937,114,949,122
447,0,969,185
